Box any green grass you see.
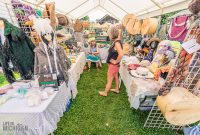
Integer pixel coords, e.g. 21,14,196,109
0,73,20,87
54,64,175,135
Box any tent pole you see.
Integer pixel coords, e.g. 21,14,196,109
65,0,90,15
99,6,120,21
135,0,173,15
108,0,128,14
150,0,162,9
36,0,45,7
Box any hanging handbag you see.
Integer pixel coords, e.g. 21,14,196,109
74,19,83,32
168,15,189,42
188,0,200,14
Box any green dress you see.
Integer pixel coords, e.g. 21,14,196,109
86,47,100,62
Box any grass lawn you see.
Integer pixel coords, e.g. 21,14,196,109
54,64,175,135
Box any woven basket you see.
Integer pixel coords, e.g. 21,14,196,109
74,19,83,32
141,18,158,35
126,17,141,35
122,14,136,27
56,13,68,26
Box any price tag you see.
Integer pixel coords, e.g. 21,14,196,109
182,39,200,54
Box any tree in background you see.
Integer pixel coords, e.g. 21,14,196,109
81,16,90,21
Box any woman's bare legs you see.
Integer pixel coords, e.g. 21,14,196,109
99,73,114,96
114,74,119,92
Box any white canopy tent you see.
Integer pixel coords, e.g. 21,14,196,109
18,0,191,20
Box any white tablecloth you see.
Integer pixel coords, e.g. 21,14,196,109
0,83,70,135
0,52,86,135
119,63,161,109
68,52,86,99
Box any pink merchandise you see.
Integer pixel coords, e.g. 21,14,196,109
168,15,189,42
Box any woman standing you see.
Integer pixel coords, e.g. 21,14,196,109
99,26,123,96
86,39,101,71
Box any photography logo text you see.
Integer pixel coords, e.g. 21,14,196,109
2,121,28,132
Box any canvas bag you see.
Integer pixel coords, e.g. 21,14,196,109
56,13,68,26
74,19,83,32
168,15,189,42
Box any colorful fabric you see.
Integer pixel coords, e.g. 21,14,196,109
86,54,100,62
154,66,171,80
144,49,154,62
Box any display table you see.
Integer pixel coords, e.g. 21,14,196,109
0,52,86,135
68,52,86,99
0,83,70,135
119,63,161,109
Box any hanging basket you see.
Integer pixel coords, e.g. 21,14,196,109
122,14,136,28
74,19,83,32
56,13,69,26
126,17,141,35
141,18,158,35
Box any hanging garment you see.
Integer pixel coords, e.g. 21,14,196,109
0,18,35,83
34,43,71,84
168,15,189,42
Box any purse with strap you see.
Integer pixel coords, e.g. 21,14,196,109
168,15,189,42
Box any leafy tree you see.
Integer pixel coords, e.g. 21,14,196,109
81,16,90,21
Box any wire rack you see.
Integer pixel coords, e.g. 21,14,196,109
144,51,200,130
0,0,18,26
10,0,75,46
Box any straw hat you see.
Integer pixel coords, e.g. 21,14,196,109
141,18,158,35
122,14,136,27
147,37,161,46
74,19,83,32
130,67,154,79
56,13,68,26
126,18,141,35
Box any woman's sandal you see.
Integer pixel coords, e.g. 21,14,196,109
110,89,119,94
99,91,107,97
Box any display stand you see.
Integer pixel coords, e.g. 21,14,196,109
0,0,18,25
144,51,200,129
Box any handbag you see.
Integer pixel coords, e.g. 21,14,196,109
56,13,68,26
74,19,83,32
168,15,189,42
188,0,200,14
